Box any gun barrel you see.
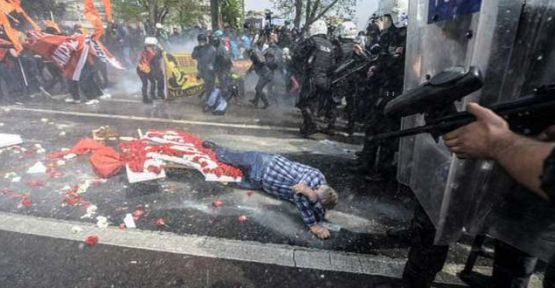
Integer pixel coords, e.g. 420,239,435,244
367,91,555,143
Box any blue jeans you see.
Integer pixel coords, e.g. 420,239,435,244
214,146,274,190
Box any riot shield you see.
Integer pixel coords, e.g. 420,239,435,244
398,0,555,261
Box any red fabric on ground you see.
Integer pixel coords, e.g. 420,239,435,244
90,147,124,178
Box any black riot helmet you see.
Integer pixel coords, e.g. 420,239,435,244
197,33,208,44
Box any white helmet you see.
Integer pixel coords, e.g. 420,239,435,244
144,37,158,46
308,20,328,37
391,3,409,27
282,47,290,56
337,21,358,40
380,0,409,28
155,23,163,29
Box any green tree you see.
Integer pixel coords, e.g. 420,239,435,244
22,0,66,20
272,0,352,30
112,0,204,29
220,0,243,29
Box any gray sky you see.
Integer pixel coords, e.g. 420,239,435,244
245,0,378,30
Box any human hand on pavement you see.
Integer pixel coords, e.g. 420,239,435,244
443,103,512,160
310,224,331,239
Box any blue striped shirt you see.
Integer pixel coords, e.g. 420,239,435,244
261,155,327,227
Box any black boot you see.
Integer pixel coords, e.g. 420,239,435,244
262,99,270,109
300,122,318,137
249,98,258,107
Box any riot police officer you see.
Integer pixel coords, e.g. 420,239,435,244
332,21,359,134
352,12,407,182
212,30,233,97
293,20,335,137
192,33,216,97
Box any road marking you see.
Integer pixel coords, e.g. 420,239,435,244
2,106,300,132
0,211,469,285
1,105,366,137
103,98,143,104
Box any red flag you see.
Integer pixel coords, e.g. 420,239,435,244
84,0,104,40
102,0,113,23
24,31,90,80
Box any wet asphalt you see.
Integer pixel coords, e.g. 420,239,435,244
0,89,476,287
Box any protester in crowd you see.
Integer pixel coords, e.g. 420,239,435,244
136,37,164,104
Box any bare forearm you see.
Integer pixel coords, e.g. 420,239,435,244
493,132,555,200
293,184,318,202
301,188,318,202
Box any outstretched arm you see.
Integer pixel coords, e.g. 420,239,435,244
293,194,329,239
443,103,555,201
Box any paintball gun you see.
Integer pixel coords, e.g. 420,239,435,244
367,66,555,142
331,44,381,86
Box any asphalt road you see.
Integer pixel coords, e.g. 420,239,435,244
0,91,476,287
0,229,472,288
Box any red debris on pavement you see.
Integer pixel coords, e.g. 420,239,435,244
155,218,168,227
238,215,248,223
246,191,253,197
47,151,67,159
84,235,99,246
119,223,126,230
46,166,64,178
20,193,32,207
212,199,224,208
1,188,33,207
62,186,90,206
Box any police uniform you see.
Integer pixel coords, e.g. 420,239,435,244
213,40,232,95
333,38,356,133
293,34,334,136
403,148,555,288
357,25,406,179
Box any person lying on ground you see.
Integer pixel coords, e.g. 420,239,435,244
202,141,339,239
442,102,555,202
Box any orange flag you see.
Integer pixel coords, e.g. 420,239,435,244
84,0,104,40
6,0,40,31
0,11,22,53
102,0,113,23
0,0,15,14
